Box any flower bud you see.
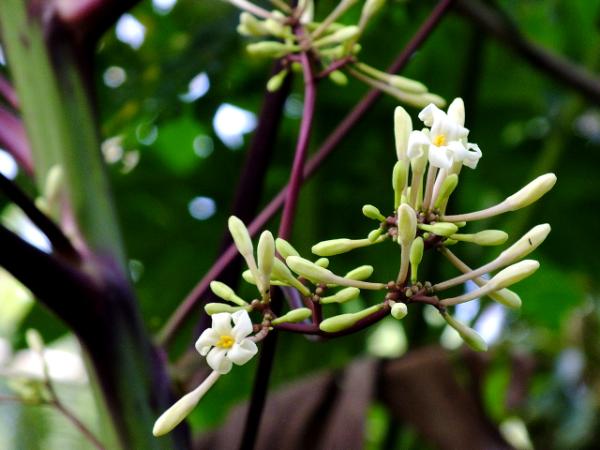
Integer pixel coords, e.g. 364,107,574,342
394,106,412,161
447,97,465,126
319,304,383,332
238,12,268,36
329,70,348,86
210,281,247,306
361,0,386,23
311,238,372,256
314,257,329,268
153,372,221,436
344,265,374,280
451,230,509,246
368,228,383,242
390,302,408,320
204,303,248,315
271,308,312,325
488,260,539,291
228,216,253,257
246,41,296,58
488,288,522,309
320,287,360,304
362,204,386,222
392,160,408,208
271,259,311,296
389,76,427,94
409,236,424,283
499,224,551,263
433,174,458,209
314,26,360,48
26,329,45,354
442,312,487,352
286,256,335,283
275,238,299,258
418,222,458,237
504,173,557,211
257,231,275,291
44,165,64,206
267,69,288,92
397,204,417,245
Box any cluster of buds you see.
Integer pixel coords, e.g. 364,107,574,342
223,0,444,108
153,99,556,436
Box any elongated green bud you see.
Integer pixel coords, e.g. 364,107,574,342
312,238,373,256
344,265,374,280
361,0,386,22
44,165,64,205
271,259,311,296
499,224,551,263
418,222,458,237
389,76,427,93
451,230,509,246
286,256,335,283
247,41,297,58
409,237,424,283
238,12,268,36
488,288,522,309
228,216,253,257
394,106,412,161
368,228,383,242
267,69,288,92
26,329,45,354
275,238,299,258
271,308,312,325
442,312,487,352
504,173,557,211
329,70,348,86
390,302,408,320
209,281,247,306
433,174,459,209
320,287,360,304
204,303,249,315
242,270,287,286
314,258,330,268
319,304,383,332
313,26,360,47
362,204,386,222
257,231,275,291
397,204,417,245
392,160,408,208
488,260,539,291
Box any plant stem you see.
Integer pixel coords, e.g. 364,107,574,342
0,106,33,176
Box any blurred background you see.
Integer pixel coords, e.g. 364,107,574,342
1,0,600,448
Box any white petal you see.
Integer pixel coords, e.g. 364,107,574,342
431,114,468,143
195,328,219,355
228,339,258,366
428,144,453,169
462,143,482,169
206,347,232,374
210,312,233,335
418,103,441,127
447,98,465,126
406,130,430,159
231,310,253,341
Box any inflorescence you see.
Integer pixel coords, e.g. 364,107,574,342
153,98,556,436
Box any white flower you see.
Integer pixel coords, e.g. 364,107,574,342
195,310,258,374
407,101,482,170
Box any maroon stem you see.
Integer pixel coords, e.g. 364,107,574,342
0,106,34,176
0,74,19,110
157,0,456,347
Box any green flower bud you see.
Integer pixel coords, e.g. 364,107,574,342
433,174,459,209
329,70,348,86
209,281,247,306
392,160,408,208
418,222,458,237
488,288,522,309
397,204,417,245
319,304,383,332
246,41,296,58
257,230,275,291
362,204,386,222
505,173,556,211
44,165,63,206
368,228,383,242
442,312,487,352
275,238,300,258
451,230,509,246
388,76,427,94
344,265,374,280
498,224,551,263
204,303,248,315
361,0,386,22
311,238,372,256
242,269,286,286
320,287,360,304
394,106,412,161
286,256,335,283
271,308,312,325
228,216,253,257
444,238,458,246
409,236,424,283
238,12,268,36
390,302,408,320
488,260,539,291
314,26,360,48
267,69,288,92
26,329,45,354
271,259,311,296
314,257,330,268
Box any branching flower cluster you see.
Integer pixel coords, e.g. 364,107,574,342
152,99,556,436
224,0,445,108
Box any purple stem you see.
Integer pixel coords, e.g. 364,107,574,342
0,75,19,110
0,106,34,176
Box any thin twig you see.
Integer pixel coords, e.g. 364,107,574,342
51,400,106,450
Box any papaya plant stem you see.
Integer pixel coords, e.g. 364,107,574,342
157,0,457,348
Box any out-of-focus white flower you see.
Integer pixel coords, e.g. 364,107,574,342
195,311,258,374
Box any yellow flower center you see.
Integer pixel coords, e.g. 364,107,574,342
216,335,235,349
432,134,446,147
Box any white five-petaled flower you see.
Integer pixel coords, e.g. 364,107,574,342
195,310,258,374
407,100,482,170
